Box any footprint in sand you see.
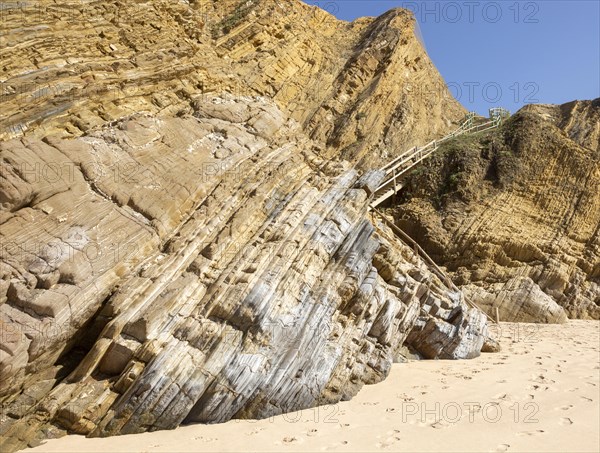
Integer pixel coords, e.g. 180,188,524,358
386,407,398,413
193,436,217,442
559,404,573,410
246,427,266,436
376,433,401,449
580,396,593,402
431,420,451,429
494,444,510,452
396,393,414,402
531,375,555,385
306,429,318,437
320,440,349,451
493,393,512,401
376,430,401,440
516,430,545,437
528,384,550,392
282,436,298,444
559,417,574,426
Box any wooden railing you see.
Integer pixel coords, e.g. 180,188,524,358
366,110,510,323
370,208,497,324
370,112,505,208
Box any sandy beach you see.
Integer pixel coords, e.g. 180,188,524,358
25,321,599,453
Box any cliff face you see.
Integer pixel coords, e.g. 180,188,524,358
0,96,488,451
0,0,464,168
385,100,600,322
16,0,599,450
0,1,485,441
2,0,597,449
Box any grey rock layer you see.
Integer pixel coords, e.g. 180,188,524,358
0,97,489,451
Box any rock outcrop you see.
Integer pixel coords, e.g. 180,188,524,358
0,0,464,169
385,100,600,322
0,96,489,451
3,0,596,449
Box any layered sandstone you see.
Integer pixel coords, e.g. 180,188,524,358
0,0,464,169
2,0,595,450
385,100,600,322
0,96,489,452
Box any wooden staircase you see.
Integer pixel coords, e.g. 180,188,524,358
370,207,497,325
370,108,509,208
367,108,510,323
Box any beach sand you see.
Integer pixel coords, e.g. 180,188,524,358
25,321,599,453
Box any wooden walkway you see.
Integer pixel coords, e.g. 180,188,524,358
370,109,508,208
367,108,510,323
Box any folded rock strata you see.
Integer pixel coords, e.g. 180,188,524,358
0,0,463,169
3,0,594,449
0,97,490,451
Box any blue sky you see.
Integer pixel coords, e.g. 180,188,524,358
304,1,600,115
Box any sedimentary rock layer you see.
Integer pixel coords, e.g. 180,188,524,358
0,97,489,452
0,0,464,169
385,100,600,321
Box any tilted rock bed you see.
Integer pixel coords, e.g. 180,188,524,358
384,101,600,322
0,97,491,451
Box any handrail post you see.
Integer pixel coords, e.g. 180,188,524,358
392,168,397,203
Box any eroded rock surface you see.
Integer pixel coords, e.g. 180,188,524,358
0,0,463,169
0,97,489,451
1,0,594,449
385,100,600,322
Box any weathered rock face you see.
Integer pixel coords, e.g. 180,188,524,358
0,96,489,451
0,1,495,450
385,100,600,322
0,0,464,169
3,0,595,448
463,277,568,324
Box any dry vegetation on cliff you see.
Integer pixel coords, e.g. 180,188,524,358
385,99,600,322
